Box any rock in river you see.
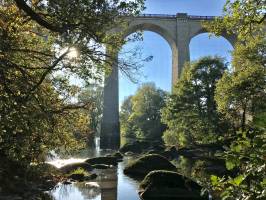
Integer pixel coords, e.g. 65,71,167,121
91,164,111,169
139,170,208,200
85,156,118,166
59,162,93,173
123,154,176,177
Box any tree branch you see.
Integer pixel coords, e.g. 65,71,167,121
14,0,64,33
28,50,69,94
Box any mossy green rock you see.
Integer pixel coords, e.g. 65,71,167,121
68,173,97,181
120,141,150,153
112,152,123,160
124,154,176,177
85,156,117,166
59,162,93,173
139,170,207,200
91,164,111,169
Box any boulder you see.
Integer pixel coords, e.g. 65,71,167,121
124,154,176,177
59,162,93,173
91,164,111,169
119,141,150,153
67,172,97,182
68,173,84,181
62,180,72,185
161,146,179,159
112,152,123,160
124,151,134,156
85,173,97,180
85,156,117,166
139,170,208,200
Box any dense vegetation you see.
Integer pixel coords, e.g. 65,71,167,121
161,57,230,147
120,83,167,141
78,85,103,145
161,0,265,199
206,0,266,199
0,0,144,195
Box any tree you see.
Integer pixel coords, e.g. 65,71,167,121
120,83,167,141
120,95,135,138
0,0,145,194
0,0,144,166
78,84,103,144
161,56,229,147
206,1,266,199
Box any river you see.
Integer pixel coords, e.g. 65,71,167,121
46,137,214,200
46,139,141,200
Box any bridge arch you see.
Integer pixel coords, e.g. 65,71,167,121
100,14,237,149
189,27,236,47
124,22,178,86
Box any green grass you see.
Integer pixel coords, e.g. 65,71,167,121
68,167,90,176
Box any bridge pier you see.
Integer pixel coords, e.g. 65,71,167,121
100,53,120,149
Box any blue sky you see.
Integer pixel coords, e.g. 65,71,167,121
118,0,233,106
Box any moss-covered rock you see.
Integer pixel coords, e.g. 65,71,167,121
59,162,93,173
91,164,111,169
85,156,118,166
112,152,123,160
119,141,150,153
124,154,176,177
161,146,179,159
68,173,97,182
139,170,208,200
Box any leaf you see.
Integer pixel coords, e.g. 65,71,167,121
233,175,245,186
226,160,236,170
211,175,219,186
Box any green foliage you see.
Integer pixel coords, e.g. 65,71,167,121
0,0,144,167
78,85,103,141
69,167,90,177
215,51,266,130
120,83,167,140
211,129,266,199
205,0,266,199
161,56,229,147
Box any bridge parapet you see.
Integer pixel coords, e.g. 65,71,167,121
135,13,218,20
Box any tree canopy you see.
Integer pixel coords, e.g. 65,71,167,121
0,0,144,165
206,0,266,199
120,83,167,141
161,56,229,147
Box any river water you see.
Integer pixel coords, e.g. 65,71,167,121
46,137,213,200
47,141,141,200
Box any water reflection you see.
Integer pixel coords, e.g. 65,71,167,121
48,156,140,200
51,182,101,200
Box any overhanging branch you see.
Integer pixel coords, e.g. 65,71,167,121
14,0,64,33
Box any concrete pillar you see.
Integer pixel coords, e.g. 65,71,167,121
100,52,120,149
171,45,178,87
176,38,190,79
175,15,190,81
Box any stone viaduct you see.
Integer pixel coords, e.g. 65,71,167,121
100,13,236,149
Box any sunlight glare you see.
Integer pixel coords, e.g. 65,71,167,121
67,47,78,59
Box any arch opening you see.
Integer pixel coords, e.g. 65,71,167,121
189,33,233,63
119,30,173,107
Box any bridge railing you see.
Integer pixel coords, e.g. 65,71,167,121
188,15,218,20
136,13,219,20
138,13,176,18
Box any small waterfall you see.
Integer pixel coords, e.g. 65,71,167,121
95,136,100,156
